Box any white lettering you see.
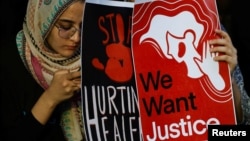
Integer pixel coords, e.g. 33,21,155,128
146,115,220,141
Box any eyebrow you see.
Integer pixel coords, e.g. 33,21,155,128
56,19,82,27
56,19,74,24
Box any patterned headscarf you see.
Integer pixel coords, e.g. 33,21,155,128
16,0,84,140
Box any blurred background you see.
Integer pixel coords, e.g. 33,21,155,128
217,0,250,96
1,0,249,96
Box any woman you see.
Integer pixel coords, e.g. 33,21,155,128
0,0,85,140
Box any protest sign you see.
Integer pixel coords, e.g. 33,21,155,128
132,0,236,140
81,0,142,141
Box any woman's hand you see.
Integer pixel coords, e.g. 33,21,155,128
32,69,81,125
209,29,243,123
46,69,81,105
209,29,238,74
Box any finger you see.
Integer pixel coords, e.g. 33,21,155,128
72,80,81,88
213,53,237,64
72,82,81,91
69,71,81,80
67,71,74,80
67,70,81,80
209,37,228,45
215,29,232,42
54,69,70,76
65,80,81,93
213,54,230,61
217,46,236,57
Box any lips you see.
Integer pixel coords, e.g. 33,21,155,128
66,45,79,50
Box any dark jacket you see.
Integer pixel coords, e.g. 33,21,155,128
0,36,66,141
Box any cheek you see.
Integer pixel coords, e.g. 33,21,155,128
46,30,62,52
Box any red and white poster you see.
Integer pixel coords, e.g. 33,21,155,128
132,0,236,140
81,0,142,141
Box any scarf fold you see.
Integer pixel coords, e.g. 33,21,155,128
16,0,84,140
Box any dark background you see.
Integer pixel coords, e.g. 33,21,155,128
1,0,249,96
217,0,250,96
0,0,28,43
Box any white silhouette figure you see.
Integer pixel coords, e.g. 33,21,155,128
167,31,202,78
195,42,225,90
139,11,226,91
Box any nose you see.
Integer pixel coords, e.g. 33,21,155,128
70,30,81,43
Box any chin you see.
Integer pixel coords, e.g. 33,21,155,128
61,52,75,58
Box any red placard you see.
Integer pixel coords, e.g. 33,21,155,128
132,0,236,140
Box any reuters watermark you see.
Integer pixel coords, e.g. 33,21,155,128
208,125,249,140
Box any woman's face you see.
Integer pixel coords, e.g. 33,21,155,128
47,1,84,58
